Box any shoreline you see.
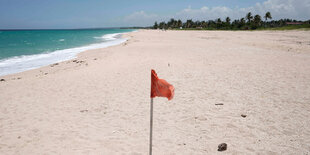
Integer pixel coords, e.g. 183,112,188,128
0,30,135,79
1,30,310,154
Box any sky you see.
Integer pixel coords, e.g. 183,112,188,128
0,0,309,29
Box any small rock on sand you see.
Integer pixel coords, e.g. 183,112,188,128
241,114,247,118
218,143,227,151
0,79,5,82
50,63,59,67
73,60,85,64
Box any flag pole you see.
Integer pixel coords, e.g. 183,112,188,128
149,98,153,155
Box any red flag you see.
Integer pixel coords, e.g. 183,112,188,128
151,69,174,100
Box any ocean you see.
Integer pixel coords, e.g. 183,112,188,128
0,29,135,76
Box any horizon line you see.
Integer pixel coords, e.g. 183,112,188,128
0,27,147,31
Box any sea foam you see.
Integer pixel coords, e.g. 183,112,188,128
0,33,127,76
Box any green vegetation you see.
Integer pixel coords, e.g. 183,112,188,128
152,12,310,30
258,24,310,30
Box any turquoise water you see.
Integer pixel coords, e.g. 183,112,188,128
0,29,135,76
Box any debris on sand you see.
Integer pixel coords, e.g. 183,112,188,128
218,143,227,151
80,110,88,113
50,63,59,67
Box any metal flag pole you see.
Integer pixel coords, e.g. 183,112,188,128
149,98,154,155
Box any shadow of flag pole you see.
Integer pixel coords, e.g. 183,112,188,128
149,69,175,155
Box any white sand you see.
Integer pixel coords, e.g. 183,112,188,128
1,30,310,154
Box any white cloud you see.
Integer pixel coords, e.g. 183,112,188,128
175,6,239,21
122,0,310,26
175,0,310,21
256,0,310,20
122,11,160,27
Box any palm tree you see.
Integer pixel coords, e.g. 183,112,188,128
185,19,193,28
201,21,207,28
225,17,231,24
216,18,222,23
264,12,272,27
167,18,176,28
246,12,253,23
216,18,222,29
177,19,182,28
239,18,246,29
153,22,158,29
194,20,201,28
264,12,272,21
159,22,165,29
240,18,245,24
253,14,262,28
225,17,231,29
208,20,216,28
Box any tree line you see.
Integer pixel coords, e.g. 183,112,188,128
152,12,310,30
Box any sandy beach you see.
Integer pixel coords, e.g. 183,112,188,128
1,30,310,154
